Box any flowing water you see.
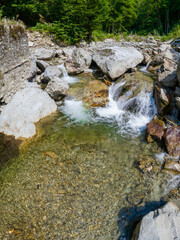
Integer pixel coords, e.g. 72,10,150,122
0,71,176,239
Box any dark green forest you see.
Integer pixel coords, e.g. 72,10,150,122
0,0,180,43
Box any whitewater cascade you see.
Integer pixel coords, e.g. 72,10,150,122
140,59,152,73
96,81,157,136
57,64,79,84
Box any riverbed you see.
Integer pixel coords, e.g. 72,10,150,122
0,72,173,239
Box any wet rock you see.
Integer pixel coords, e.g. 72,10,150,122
164,160,180,173
35,48,55,60
136,155,160,174
142,53,151,65
42,66,63,83
113,71,153,102
177,60,180,87
36,60,50,72
45,77,69,100
146,119,164,142
0,83,57,139
65,48,92,75
176,97,180,111
92,47,143,80
151,55,164,67
174,87,180,97
158,62,177,88
83,80,109,107
132,202,180,240
164,126,180,157
154,85,172,115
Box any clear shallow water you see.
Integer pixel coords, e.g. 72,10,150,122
0,73,175,240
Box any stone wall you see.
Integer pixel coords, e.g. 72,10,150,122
0,20,33,103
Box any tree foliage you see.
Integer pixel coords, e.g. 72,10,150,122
0,0,180,43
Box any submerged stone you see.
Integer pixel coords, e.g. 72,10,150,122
83,80,109,107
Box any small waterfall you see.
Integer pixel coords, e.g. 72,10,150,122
140,59,152,73
57,64,79,84
96,81,157,136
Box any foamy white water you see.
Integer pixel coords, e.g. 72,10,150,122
155,152,166,163
57,64,79,84
59,100,91,122
96,82,157,136
140,59,152,73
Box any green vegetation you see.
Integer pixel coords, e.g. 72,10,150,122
0,0,180,44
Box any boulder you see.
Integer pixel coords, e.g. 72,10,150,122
177,60,180,87
112,71,154,112
62,46,76,58
146,119,164,142
45,77,69,100
171,38,180,53
0,22,35,103
164,160,180,173
36,60,50,72
154,85,172,115
164,126,180,157
132,202,180,240
35,48,55,60
158,61,177,88
42,66,63,83
174,87,180,97
151,55,164,67
0,83,57,139
65,48,92,75
92,47,143,80
176,97,180,111
83,80,109,107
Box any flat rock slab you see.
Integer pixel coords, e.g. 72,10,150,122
93,47,143,80
35,48,55,60
0,83,57,139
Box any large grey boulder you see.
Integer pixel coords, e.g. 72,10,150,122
42,66,63,83
45,77,69,100
158,61,177,88
132,202,180,240
0,83,57,139
35,47,55,60
92,47,143,80
65,48,92,75
0,21,34,103
158,46,180,88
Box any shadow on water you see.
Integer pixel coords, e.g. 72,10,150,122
117,200,167,240
0,133,21,172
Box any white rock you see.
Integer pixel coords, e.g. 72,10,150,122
35,48,55,60
93,47,144,80
0,83,57,139
72,48,92,70
45,77,69,100
43,66,63,83
132,202,180,240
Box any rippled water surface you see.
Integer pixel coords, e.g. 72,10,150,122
0,73,172,239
